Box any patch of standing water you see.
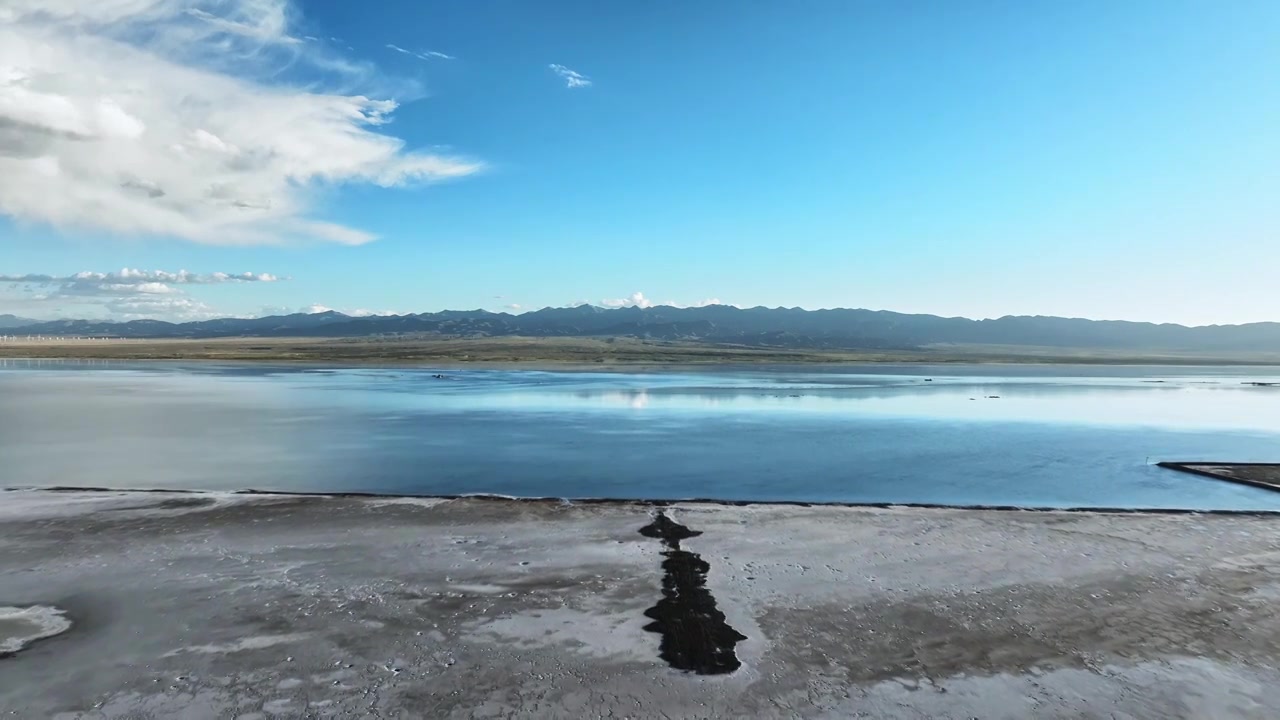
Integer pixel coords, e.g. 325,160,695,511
0,605,72,656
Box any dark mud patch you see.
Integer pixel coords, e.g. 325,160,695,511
639,512,746,675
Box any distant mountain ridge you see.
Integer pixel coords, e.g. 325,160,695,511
0,314,36,329
6,305,1280,352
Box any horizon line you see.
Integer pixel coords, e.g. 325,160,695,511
4,304,1279,330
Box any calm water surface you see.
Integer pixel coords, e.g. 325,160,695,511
4,361,1280,510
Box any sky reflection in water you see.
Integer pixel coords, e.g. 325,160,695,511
3,362,1280,510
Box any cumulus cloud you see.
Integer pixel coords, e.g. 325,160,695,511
0,267,282,320
600,291,653,308
296,304,397,316
596,293,729,309
660,297,732,308
0,1,483,245
549,64,592,89
504,303,522,311
386,44,455,61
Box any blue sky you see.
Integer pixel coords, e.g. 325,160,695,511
1,0,1278,324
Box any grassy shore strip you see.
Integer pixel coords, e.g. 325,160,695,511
4,335,1280,365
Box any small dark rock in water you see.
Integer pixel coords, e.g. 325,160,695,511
639,512,747,675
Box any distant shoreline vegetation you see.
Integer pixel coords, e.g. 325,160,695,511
2,335,1279,366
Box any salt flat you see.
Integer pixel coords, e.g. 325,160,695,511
2,491,1280,718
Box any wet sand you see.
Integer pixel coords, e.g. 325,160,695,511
3,491,1280,718
1160,462,1280,492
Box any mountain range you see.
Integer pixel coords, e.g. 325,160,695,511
5,305,1280,353
0,314,37,329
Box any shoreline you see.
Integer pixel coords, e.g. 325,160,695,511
10,485,1280,516
7,355,1280,372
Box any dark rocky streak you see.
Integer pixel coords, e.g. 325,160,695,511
639,512,747,675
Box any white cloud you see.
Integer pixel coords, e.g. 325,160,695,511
107,294,216,320
549,64,592,89
297,305,396,316
505,303,522,311
0,269,281,286
594,293,731,309
0,267,282,320
0,1,483,245
386,44,454,61
601,291,653,308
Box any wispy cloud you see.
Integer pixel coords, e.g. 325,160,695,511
0,270,281,286
549,64,592,89
387,44,455,61
184,6,301,44
0,268,283,320
0,2,482,246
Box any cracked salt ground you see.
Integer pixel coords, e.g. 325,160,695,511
5,491,1280,718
